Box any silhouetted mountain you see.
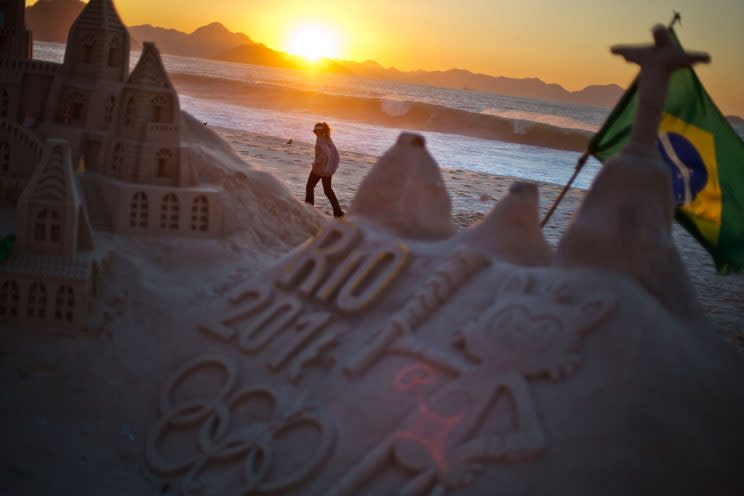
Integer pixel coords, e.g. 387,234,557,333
349,67,624,107
215,42,303,69
25,1,242,55
570,84,626,108
216,43,353,74
26,0,140,47
26,0,85,43
129,22,251,58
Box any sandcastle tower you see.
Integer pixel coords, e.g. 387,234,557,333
44,0,131,165
0,140,95,329
62,0,130,84
0,0,57,205
0,0,32,61
16,140,94,258
108,42,192,187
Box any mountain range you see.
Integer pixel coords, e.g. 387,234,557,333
23,0,743,117
128,23,252,59
26,0,139,47
214,46,627,107
26,0,84,43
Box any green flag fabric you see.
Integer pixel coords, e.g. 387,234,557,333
588,29,744,274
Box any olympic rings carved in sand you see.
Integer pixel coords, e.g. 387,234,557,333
147,354,336,494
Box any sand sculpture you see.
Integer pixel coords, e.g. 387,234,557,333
0,1,742,492
0,0,243,329
140,25,744,495
1,0,225,236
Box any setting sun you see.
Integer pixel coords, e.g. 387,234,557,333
286,24,340,61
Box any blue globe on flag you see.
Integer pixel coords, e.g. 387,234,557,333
656,131,709,206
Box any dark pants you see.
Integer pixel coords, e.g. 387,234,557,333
305,172,344,217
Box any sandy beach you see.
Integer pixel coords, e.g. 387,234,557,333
214,126,744,347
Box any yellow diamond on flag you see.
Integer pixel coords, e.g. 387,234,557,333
657,113,723,243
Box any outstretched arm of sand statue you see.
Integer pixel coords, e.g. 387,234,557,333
611,25,709,150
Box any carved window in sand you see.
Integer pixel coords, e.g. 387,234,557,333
0,142,9,174
191,195,209,232
55,286,75,322
62,90,87,125
160,193,179,230
151,96,170,123
0,88,8,119
82,34,96,64
112,144,123,176
104,96,116,125
124,96,136,128
156,149,174,179
130,192,149,228
34,209,62,244
108,37,121,67
0,280,19,319
27,283,48,319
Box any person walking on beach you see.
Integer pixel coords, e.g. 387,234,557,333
306,122,344,217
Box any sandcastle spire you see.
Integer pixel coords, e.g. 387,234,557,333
464,182,551,266
127,42,174,90
350,133,455,240
63,0,131,82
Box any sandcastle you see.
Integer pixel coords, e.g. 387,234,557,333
0,0,229,328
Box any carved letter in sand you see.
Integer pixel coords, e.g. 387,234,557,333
277,220,410,312
277,220,362,297
201,220,411,380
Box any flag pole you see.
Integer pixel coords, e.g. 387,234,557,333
540,11,682,228
540,151,589,227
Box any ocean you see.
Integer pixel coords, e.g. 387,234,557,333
33,42,744,190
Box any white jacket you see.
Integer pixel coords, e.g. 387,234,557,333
312,137,340,177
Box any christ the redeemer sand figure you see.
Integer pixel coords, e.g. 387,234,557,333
557,25,710,324
610,25,710,151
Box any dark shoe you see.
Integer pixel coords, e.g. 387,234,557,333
334,211,345,218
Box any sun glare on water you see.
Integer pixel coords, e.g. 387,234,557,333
286,24,340,61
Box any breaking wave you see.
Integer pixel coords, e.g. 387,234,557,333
480,109,601,133
171,74,592,153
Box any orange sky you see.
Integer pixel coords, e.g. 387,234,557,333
28,0,744,116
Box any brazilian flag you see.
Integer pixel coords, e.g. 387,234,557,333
588,28,744,274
